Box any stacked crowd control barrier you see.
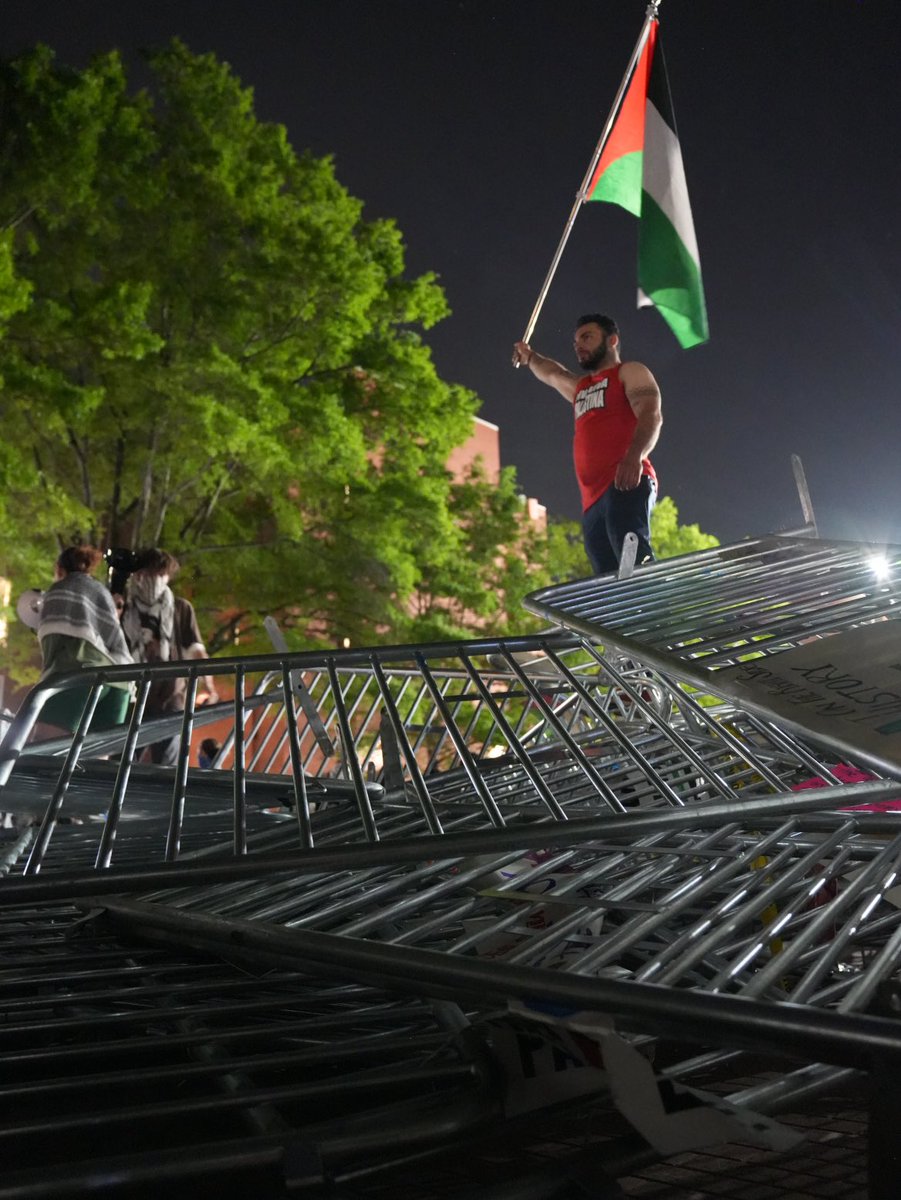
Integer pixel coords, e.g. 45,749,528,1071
1,534,901,1196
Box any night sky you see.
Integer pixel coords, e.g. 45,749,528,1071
4,0,900,546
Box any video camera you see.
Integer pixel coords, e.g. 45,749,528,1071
104,547,139,596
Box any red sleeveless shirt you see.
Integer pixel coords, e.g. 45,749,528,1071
572,364,656,511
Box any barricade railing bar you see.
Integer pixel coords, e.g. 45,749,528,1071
0,899,507,1198
525,536,901,672
1,630,891,877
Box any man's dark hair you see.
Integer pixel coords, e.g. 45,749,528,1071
574,313,619,337
134,547,180,576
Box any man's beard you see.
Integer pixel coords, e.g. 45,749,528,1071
578,335,608,373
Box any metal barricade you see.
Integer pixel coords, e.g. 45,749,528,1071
0,629,893,878
0,900,501,1197
525,534,901,777
3,549,901,1195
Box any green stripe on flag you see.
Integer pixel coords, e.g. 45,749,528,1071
587,151,643,216
638,191,708,349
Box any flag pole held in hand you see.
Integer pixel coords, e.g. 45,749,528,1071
515,1,662,362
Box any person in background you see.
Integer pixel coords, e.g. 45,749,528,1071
37,545,134,732
198,737,222,769
121,547,219,767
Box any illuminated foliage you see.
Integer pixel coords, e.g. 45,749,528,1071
650,495,720,559
0,42,529,672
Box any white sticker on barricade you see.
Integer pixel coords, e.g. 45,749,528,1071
717,621,901,768
602,1028,802,1155
489,1020,609,1118
463,852,606,970
507,1002,802,1156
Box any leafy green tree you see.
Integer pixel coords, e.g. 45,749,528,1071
0,41,524,678
402,461,528,641
650,495,720,559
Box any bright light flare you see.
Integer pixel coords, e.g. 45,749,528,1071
868,554,891,581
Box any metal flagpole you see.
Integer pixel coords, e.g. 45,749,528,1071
517,0,662,357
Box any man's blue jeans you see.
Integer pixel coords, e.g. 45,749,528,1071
582,476,656,576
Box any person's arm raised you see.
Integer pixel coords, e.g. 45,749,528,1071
512,341,580,404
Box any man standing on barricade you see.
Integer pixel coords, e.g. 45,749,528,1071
513,313,662,575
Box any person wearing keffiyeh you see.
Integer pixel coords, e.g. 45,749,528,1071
121,547,219,766
37,545,134,732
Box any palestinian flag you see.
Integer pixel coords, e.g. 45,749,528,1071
585,20,708,349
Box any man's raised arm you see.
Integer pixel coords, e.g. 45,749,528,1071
512,341,579,404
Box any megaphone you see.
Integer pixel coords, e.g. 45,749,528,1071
16,589,43,631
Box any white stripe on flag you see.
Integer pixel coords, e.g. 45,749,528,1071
642,100,700,265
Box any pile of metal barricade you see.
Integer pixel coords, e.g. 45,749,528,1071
1,534,900,1198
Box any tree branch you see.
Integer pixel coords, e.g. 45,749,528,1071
65,424,94,514
132,426,158,548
